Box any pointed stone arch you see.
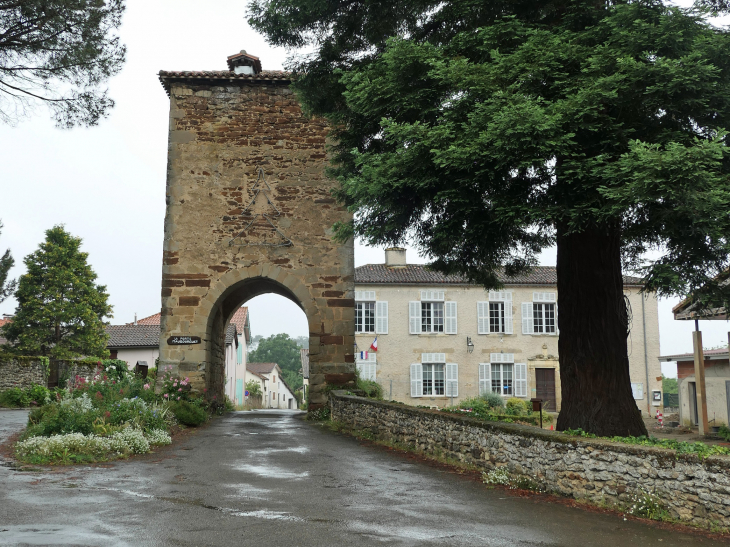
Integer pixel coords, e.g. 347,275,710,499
158,67,355,409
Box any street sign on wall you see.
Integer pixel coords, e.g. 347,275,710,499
167,336,202,345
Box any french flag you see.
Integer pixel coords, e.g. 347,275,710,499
370,337,378,352
359,350,368,360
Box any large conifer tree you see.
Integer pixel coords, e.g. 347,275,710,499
248,0,730,435
2,226,112,358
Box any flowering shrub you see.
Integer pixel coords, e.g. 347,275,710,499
158,367,192,402
59,392,93,413
146,429,172,446
0,384,52,408
625,488,668,520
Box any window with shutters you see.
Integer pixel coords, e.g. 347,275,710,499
422,363,445,396
489,302,505,333
421,301,444,333
533,303,556,334
356,353,377,381
491,363,513,396
355,301,375,333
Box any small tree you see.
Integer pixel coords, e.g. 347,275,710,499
0,220,16,303
0,0,126,127
2,226,112,358
245,379,262,397
248,333,303,375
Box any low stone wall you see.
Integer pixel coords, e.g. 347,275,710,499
331,392,730,529
0,356,47,390
57,361,99,385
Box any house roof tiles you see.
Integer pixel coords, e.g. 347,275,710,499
106,325,160,348
158,70,291,93
247,362,278,375
354,264,644,286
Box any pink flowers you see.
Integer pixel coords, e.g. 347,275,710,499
163,393,169,398
177,396,180,400
143,383,150,390
178,388,182,392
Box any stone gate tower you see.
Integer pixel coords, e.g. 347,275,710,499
158,51,355,409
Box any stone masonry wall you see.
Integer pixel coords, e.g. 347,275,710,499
159,74,355,408
0,357,46,390
331,392,730,529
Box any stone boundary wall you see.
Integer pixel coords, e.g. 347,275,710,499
0,358,101,391
330,392,730,529
0,357,46,390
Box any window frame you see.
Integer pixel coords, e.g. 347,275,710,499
490,363,514,396
354,300,376,333
421,301,444,333
422,362,445,396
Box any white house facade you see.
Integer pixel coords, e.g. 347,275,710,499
247,362,298,409
354,248,662,415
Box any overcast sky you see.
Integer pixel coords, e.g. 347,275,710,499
1,0,728,377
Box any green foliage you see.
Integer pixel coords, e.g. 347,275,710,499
307,406,331,421
482,468,545,492
505,398,528,416
565,428,730,458
0,384,50,408
169,400,208,427
718,425,730,442
2,226,112,358
662,375,678,395
625,488,670,521
248,333,303,377
282,368,303,391
0,220,16,303
0,0,126,128
245,379,262,397
157,366,193,403
357,378,382,399
481,392,505,410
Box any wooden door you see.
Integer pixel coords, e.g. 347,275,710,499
535,368,556,412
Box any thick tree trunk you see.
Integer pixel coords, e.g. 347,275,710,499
555,223,647,437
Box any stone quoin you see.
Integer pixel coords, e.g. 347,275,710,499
157,51,355,409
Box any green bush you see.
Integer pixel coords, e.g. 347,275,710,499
719,425,730,442
170,400,208,426
480,392,505,410
0,384,51,408
357,378,383,399
505,397,528,416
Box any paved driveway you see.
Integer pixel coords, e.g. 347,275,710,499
0,409,724,546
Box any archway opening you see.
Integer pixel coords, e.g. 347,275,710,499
207,276,310,409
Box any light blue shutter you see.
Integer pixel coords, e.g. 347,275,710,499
445,301,457,334
410,363,423,397
514,363,527,397
409,301,420,334
477,302,489,334
522,303,534,334
445,363,458,397
479,363,490,395
375,301,388,334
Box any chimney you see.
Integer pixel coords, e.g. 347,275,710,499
227,50,262,75
134,313,137,325
385,247,407,267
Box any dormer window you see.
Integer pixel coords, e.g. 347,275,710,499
227,50,262,75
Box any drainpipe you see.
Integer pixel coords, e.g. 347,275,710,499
641,294,650,415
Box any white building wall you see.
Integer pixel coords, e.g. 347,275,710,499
115,348,159,371
354,283,661,416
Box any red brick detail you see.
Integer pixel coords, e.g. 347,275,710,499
322,290,344,298
162,279,184,288
324,373,356,386
320,335,344,345
345,353,355,363
161,288,173,297
185,279,211,287
320,276,340,282
208,265,229,272
327,299,354,307
272,258,290,265
179,296,201,306
164,273,209,279
163,257,179,265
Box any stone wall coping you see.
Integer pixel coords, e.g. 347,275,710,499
330,391,730,468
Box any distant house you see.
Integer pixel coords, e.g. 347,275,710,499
107,311,243,390
227,307,250,406
247,362,298,409
0,315,12,346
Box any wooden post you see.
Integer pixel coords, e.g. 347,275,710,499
693,325,709,436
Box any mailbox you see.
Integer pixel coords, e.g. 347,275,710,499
530,398,543,412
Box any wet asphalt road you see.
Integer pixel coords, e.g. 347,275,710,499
0,409,725,546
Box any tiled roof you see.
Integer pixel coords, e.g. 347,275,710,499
247,362,278,375
106,325,160,348
0,317,11,328
158,70,291,93
225,324,237,346
354,264,644,286
128,313,161,326
660,348,729,361
230,307,248,337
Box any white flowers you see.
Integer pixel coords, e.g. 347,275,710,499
15,427,172,459
482,467,511,486
59,392,93,413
